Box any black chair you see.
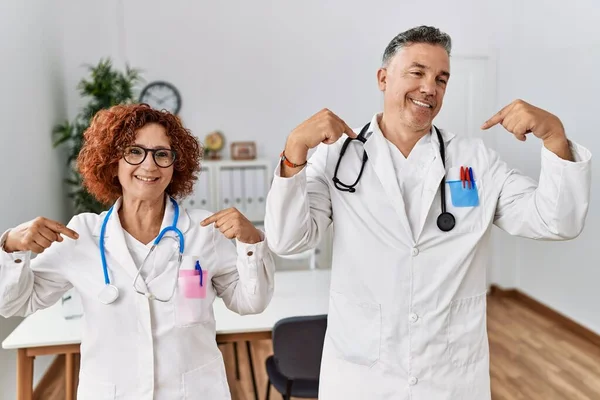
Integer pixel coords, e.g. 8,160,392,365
265,314,327,400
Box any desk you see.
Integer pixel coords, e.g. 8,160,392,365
2,269,331,400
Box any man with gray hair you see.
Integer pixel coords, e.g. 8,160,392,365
265,25,591,399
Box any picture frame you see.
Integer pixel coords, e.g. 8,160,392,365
231,141,257,160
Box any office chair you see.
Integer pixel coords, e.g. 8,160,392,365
265,314,327,400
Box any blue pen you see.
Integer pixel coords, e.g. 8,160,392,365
195,260,203,287
468,167,474,189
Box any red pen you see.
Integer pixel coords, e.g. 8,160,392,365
460,166,466,188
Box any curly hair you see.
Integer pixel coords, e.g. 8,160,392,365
77,103,202,205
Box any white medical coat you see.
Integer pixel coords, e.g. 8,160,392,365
264,113,591,400
0,196,276,399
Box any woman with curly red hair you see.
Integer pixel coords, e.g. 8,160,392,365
0,103,275,399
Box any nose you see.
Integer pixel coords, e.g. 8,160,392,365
420,76,437,97
141,151,158,170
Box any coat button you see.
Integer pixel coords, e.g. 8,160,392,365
409,376,418,385
409,313,419,323
411,247,419,256
247,251,254,256
14,259,22,264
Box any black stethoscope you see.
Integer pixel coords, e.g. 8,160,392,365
332,123,456,232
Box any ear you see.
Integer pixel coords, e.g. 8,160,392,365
110,163,120,182
377,68,387,91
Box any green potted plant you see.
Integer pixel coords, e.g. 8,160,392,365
52,58,142,214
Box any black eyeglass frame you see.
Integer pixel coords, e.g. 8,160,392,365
122,145,177,168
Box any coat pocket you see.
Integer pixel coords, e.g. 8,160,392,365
76,372,116,400
443,166,485,233
183,356,231,399
328,290,381,367
175,256,213,327
447,292,488,367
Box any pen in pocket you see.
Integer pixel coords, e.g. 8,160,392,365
195,260,203,287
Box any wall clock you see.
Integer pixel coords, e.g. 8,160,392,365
139,81,182,115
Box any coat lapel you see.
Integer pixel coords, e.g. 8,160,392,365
93,197,145,291
144,197,192,284
415,127,456,240
364,118,413,244
91,195,193,292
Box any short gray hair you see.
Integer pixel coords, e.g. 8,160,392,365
382,26,452,66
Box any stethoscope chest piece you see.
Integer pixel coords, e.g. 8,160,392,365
437,212,456,232
98,284,119,305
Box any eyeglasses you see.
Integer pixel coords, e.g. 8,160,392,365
123,145,176,168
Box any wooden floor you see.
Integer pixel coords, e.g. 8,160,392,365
222,295,600,400
31,294,600,399
487,295,600,400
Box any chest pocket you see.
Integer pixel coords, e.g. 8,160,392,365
443,166,485,233
175,255,213,326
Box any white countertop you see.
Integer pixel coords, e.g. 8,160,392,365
2,269,331,350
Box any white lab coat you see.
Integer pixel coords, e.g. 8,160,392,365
0,196,275,399
264,113,592,400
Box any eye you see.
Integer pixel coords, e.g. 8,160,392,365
155,150,171,158
411,71,423,77
437,78,447,85
127,147,144,155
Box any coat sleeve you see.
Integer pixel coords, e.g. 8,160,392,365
210,225,276,315
264,143,333,255
0,229,73,318
490,140,592,240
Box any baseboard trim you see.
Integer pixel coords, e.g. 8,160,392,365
489,284,600,347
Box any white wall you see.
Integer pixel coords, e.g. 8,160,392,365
61,0,508,161
0,1,69,398
496,0,600,333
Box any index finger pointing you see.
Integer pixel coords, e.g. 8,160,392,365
200,215,215,227
481,102,515,130
342,121,357,138
201,211,224,227
51,221,79,240
480,115,499,130
331,113,356,138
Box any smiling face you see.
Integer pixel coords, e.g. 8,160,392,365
377,43,450,132
117,123,174,203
